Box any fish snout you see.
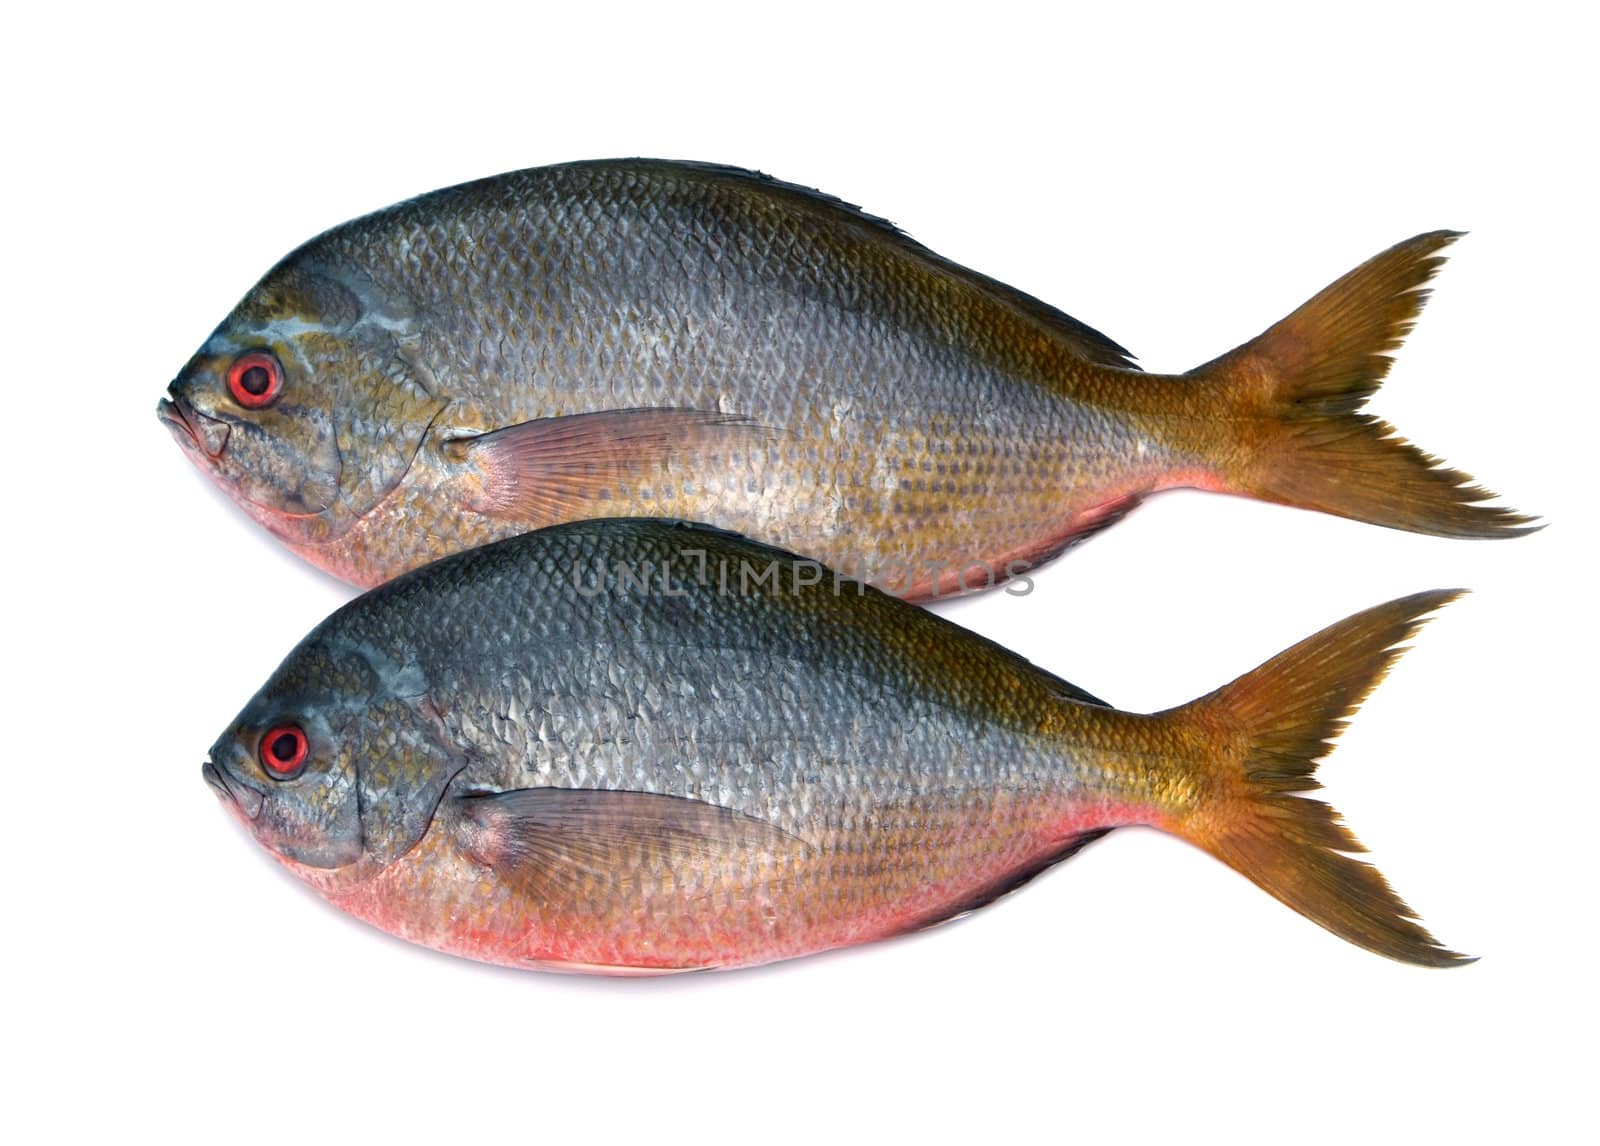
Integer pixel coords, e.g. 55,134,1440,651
158,392,230,460
202,759,263,820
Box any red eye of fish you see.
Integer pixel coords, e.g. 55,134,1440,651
259,724,309,778
226,352,282,409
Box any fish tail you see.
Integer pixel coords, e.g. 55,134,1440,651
1188,231,1538,538
1163,589,1473,967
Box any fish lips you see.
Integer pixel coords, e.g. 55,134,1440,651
158,393,230,460
202,759,263,820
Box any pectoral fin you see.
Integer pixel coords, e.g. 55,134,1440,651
456,787,807,908
452,408,769,521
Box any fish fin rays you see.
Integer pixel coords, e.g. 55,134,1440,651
1190,230,1539,538
903,829,1114,935
453,408,770,523
656,160,1141,370
1167,590,1474,967
1051,681,1112,708
456,787,808,909
956,276,1141,371
1012,493,1145,573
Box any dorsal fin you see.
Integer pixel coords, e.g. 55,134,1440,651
652,160,1142,372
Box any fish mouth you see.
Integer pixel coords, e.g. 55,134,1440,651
159,392,333,524
202,759,263,820
158,393,230,460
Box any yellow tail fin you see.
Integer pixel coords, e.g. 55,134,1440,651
1170,590,1473,967
1191,232,1537,538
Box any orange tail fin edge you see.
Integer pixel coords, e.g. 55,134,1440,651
1168,589,1473,967
1191,232,1538,539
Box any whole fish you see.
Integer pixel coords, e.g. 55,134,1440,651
203,518,1469,972
159,160,1531,597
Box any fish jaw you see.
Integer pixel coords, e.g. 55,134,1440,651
201,759,262,822
157,392,266,522
158,388,360,562
158,394,230,461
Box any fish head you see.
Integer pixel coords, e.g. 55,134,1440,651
158,259,445,555
204,633,459,877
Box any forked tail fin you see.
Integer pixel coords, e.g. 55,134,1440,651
1190,232,1538,538
1167,589,1473,967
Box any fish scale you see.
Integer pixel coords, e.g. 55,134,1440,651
204,519,1474,971
209,522,1149,964
163,161,1530,591
155,163,1139,589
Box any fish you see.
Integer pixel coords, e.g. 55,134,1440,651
203,517,1471,973
159,160,1533,598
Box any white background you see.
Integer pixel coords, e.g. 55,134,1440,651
4,2,1593,1142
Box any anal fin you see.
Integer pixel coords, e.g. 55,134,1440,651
916,494,1142,601
907,828,1114,933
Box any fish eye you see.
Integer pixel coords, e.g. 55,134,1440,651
226,352,283,409
258,723,309,779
